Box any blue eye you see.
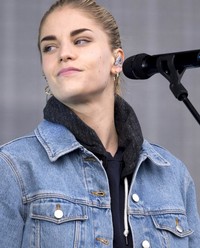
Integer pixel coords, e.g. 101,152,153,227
43,45,57,53
75,39,90,45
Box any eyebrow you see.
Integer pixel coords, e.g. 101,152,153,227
40,28,93,44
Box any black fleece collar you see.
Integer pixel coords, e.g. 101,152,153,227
43,95,143,178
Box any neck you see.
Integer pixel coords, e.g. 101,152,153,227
68,96,118,156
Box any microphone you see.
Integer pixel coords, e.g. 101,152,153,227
122,49,200,79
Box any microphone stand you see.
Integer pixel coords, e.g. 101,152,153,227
156,55,200,125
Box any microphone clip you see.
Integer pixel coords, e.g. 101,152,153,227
156,54,200,125
156,54,188,101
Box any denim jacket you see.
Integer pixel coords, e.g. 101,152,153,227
0,120,199,247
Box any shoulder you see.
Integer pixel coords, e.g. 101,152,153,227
141,139,181,164
0,120,70,152
0,121,46,162
0,133,36,154
137,141,197,208
0,120,81,165
141,140,192,182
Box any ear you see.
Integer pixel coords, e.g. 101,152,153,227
111,48,125,74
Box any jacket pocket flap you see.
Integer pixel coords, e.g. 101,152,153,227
30,200,88,224
152,213,193,238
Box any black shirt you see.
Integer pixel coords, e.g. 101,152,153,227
98,149,133,247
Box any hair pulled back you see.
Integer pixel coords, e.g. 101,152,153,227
38,0,122,52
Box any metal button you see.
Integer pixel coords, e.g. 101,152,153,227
132,193,140,203
142,240,150,248
54,209,64,219
176,224,183,233
54,204,63,219
175,218,183,233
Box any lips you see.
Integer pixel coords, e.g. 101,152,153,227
57,67,82,77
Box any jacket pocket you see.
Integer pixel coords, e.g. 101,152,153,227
30,199,88,247
151,213,193,247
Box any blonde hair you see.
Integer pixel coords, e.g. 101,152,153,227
38,0,122,94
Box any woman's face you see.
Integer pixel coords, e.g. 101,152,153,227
40,7,122,106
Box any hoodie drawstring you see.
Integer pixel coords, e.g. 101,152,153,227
123,177,129,245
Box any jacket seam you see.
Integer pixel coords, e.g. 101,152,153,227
128,209,186,215
0,151,27,221
23,192,110,209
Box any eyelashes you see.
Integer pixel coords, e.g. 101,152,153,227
42,45,57,53
74,38,91,45
41,38,92,54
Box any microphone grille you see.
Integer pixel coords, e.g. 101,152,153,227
123,53,150,79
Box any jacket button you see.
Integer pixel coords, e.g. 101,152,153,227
176,224,183,233
142,240,150,248
132,193,140,203
54,204,64,219
175,218,183,233
54,209,64,219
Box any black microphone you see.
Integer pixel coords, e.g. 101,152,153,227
122,49,200,80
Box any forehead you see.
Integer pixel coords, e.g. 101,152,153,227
41,7,102,36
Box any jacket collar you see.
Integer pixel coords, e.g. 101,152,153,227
35,120,82,162
140,140,171,167
35,120,170,167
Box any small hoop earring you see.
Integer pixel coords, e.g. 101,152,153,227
114,73,120,82
45,85,52,95
45,85,52,102
114,73,121,95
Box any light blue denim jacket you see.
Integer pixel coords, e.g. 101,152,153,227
0,120,200,247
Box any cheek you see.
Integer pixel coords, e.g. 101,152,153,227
42,58,54,79
85,54,104,77
41,58,48,75
97,55,113,76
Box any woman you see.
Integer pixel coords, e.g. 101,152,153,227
0,0,199,247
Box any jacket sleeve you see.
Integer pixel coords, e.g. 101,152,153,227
0,153,24,247
183,165,200,247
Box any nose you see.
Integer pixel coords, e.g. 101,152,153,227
59,42,76,63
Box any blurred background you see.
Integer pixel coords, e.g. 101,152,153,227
0,0,199,209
